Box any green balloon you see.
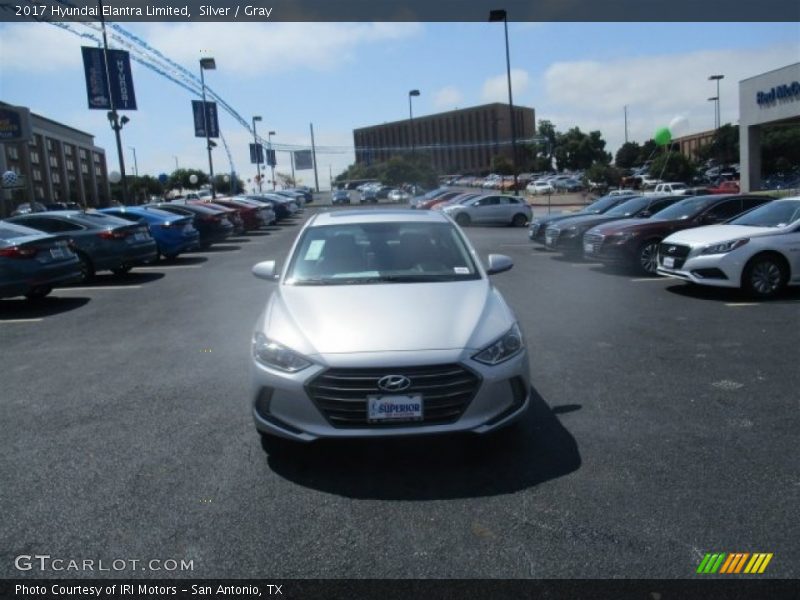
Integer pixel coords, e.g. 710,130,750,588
654,127,672,146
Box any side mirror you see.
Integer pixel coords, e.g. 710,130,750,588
252,260,278,281
486,254,513,275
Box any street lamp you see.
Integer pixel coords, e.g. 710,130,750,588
200,56,216,198
707,97,719,130
252,116,263,192
106,112,130,204
408,89,420,155
173,155,179,171
128,146,138,177
709,74,724,129
268,131,276,190
489,8,519,195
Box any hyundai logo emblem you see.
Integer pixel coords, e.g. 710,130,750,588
668,246,677,254
377,375,411,392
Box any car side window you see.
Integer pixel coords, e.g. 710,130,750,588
741,196,770,211
21,217,78,233
704,199,742,221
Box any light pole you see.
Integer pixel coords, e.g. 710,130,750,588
707,97,719,130
252,116,263,192
709,74,724,129
408,89,420,155
128,146,138,177
268,131,276,190
199,56,216,198
489,8,518,196
173,156,179,171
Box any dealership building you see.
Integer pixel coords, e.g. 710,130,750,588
0,101,110,216
353,103,536,174
739,62,800,192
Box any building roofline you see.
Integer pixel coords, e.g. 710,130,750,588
739,62,800,83
0,100,96,140
354,102,534,132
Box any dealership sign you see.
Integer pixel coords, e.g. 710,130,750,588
0,106,32,142
81,47,138,111
756,81,800,106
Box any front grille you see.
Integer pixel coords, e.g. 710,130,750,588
307,364,482,428
658,242,691,269
583,232,604,254
545,227,560,246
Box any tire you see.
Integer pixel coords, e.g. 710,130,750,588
76,251,95,283
512,213,528,227
112,265,132,277
25,286,52,300
742,254,788,299
163,253,179,261
636,240,660,275
455,213,471,227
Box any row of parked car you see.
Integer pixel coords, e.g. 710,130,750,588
410,187,532,227
529,191,800,298
0,191,308,301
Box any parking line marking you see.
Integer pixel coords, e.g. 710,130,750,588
135,265,204,270
726,303,759,307
189,249,242,255
55,285,142,291
630,278,665,282
0,318,44,324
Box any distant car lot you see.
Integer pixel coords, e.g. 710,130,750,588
1,204,797,579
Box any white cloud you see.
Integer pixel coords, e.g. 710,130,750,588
540,43,800,154
432,86,464,110
0,24,88,71
481,69,530,103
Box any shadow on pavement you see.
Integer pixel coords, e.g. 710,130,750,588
192,244,241,253
263,386,582,500
226,237,251,243
162,255,208,266
61,272,165,287
665,282,800,304
0,296,90,319
244,231,271,237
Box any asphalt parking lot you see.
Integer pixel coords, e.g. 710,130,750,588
2,206,798,579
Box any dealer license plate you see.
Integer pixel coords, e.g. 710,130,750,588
663,257,675,268
367,394,423,422
584,242,594,254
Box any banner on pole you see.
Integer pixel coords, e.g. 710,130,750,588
249,143,264,164
81,47,137,111
294,150,313,170
192,101,219,138
266,149,276,167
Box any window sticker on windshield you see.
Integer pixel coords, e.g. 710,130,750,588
454,267,470,274
305,240,325,261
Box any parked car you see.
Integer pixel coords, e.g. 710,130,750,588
145,203,234,249
331,190,351,205
99,206,200,260
582,194,775,275
388,189,411,203
0,221,82,299
646,182,691,196
11,201,48,216
6,210,157,281
257,194,299,219
708,180,741,194
226,197,277,226
285,187,313,203
442,195,531,227
45,202,81,211
545,195,681,255
527,181,555,195
529,193,636,244
232,195,282,223
185,200,245,234
431,193,483,211
197,198,263,232
552,178,583,193
656,196,800,298
415,191,467,210
249,209,529,448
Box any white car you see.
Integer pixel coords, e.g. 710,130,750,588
526,181,555,195
657,197,800,298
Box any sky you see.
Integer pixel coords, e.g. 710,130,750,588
1,21,799,190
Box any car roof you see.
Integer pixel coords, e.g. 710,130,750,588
310,209,450,227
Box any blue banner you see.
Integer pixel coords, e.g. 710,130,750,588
81,46,137,111
249,143,264,164
192,100,219,138
266,149,276,167
294,150,313,170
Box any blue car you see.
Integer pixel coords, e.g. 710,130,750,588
100,206,200,260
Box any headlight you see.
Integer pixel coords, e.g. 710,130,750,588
473,323,524,366
252,332,312,372
612,231,639,242
563,226,579,236
700,238,749,255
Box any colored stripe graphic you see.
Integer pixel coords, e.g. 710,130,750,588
696,554,712,574
758,554,773,573
699,552,773,574
734,553,750,573
719,554,736,573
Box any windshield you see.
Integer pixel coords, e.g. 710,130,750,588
649,196,716,220
582,195,624,214
729,200,800,228
285,222,481,285
604,196,652,217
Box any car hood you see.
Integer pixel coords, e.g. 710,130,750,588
588,217,669,235
662,224,780,245
530,211,586,227
548,214,625,231
260,279,514,356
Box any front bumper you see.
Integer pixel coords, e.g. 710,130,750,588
251,348,531,442
656,252,742,288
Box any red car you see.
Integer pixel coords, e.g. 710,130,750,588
708,180,740,194
416,191,464,210
188,200,244,234
199,198,262,232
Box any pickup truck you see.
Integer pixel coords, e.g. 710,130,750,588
708,180,740,194
645,182,690,196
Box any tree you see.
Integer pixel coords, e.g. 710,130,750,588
553,127,611,171
615,142,641,169
168,168,208,190
649,151,696,183
762,124,800,175
585,162,622,187
212,174,243,195
695,123,739,166
490,155,515,175
275,172,296,188
637,140,659,166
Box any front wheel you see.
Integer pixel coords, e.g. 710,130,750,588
636,240,660,275
76,252,95,283
455,213,471,227
742,255,787,299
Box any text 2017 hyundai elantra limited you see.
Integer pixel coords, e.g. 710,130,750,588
250,209,530,447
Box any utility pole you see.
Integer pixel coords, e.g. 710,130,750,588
252,116,262,192
624,105,628,144
310,123,319,193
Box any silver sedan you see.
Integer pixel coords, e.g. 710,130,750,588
249,209,530,447
441,194,532,227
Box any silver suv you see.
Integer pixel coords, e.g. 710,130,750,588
250,209,530,447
